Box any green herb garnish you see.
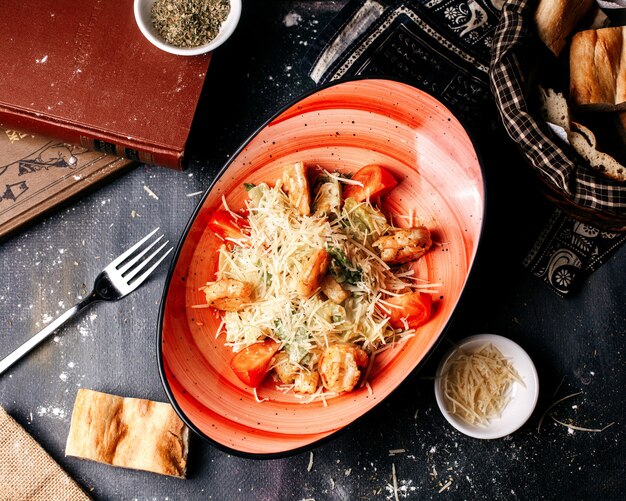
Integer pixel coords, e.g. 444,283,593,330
327,246,362,285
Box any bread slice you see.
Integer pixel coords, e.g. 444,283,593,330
570,26,626,111
568,121,626,182
539,87,571,130
65,389,189,478
534,0,594,56
538,87,626,181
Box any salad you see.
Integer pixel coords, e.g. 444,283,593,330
199,162,438,399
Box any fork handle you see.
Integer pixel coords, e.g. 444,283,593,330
0,296,96,376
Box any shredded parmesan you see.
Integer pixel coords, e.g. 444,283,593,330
205,171,438,398
551,416,615,433
307,451,314,472
143,185,159,200
438,479,453,493
537,391,581,432
326,171,364,186
391,463,399,501
253,387,268,403
440,343,523,426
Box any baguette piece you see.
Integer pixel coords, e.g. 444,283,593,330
539,87,570,130
538,87,626,182
534,0,594,56
568,121,626,182
570,26,626,111
65,389,189,478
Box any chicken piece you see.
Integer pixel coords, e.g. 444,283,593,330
202,279,252,311
372,227,432,264
294,370,320,394
318,344,368,393
320,275,348,304
273,352,297,385
313,179,341,217
297,249,330,299
282,161,311,216
272,352,320,394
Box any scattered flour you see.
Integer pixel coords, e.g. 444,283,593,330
385,479,417,499
37,405,67,421
78,323,90,338
284,11,302,27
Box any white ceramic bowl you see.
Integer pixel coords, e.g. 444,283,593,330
434,334,539,439
134,0,242,56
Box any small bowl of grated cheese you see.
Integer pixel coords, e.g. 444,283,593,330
434,334,539,439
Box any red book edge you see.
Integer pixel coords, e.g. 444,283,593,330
0,104,187,170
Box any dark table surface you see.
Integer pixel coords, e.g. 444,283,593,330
1,1,624,500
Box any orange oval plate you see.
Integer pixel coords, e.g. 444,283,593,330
158,79,485,457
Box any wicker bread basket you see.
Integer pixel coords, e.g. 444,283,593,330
489,0,626,231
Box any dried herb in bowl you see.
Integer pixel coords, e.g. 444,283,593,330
151,0,230,48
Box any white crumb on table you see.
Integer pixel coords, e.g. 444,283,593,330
284,12,302,27
143,185,159,200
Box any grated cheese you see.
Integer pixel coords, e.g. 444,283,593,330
326,171,364,186
438,479,453,493
391,463,399,501
253,387,268,403
143,185,159,200
441,343,523,426
206,171,437,396
551,416,615,433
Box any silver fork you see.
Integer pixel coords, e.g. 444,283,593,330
0,228,173,376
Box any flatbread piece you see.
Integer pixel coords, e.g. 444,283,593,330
65,389,189,478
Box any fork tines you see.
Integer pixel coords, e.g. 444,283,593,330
110,228,173,287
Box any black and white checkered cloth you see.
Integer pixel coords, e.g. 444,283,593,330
307,0,626,295
489,0,626,230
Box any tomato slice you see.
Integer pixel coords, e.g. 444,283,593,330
386,292,432,330
208,209,243,240
229,339,281,387
342,164,398,203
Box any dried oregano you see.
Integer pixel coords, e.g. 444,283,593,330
151,0,230,48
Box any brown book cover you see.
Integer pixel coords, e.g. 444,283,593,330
0,0,211,170
0,127,133,241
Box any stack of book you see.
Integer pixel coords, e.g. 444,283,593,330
0,0,212,239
